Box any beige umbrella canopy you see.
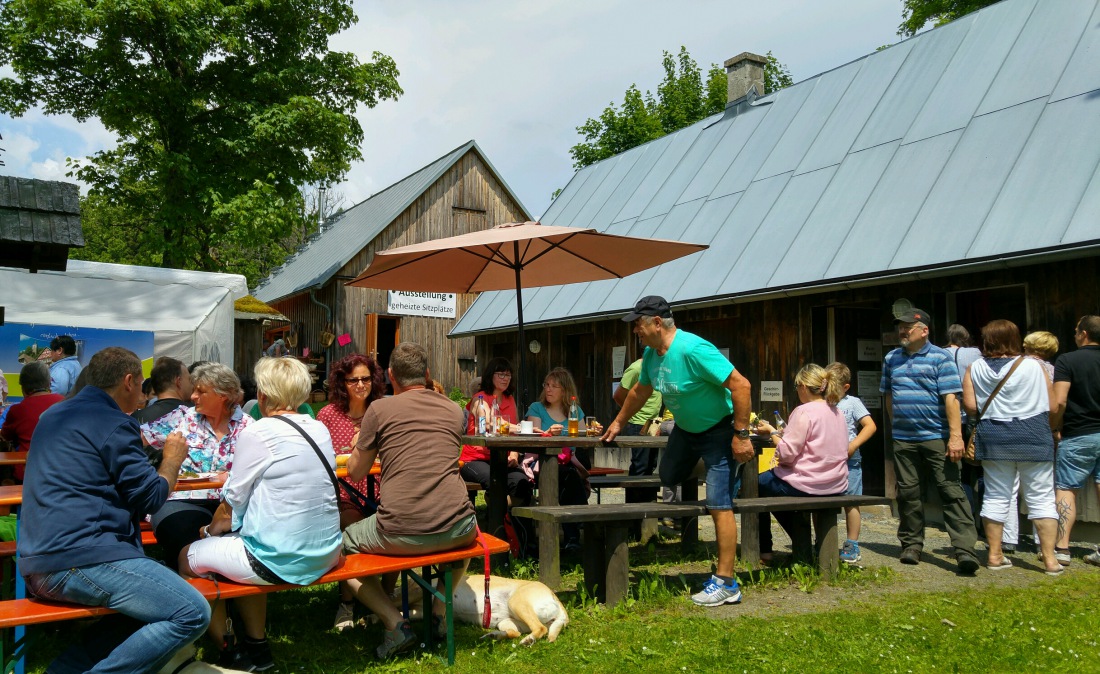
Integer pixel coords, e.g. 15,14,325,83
346,221,707,402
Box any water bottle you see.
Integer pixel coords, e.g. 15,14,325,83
773,410,786,432
476,395,488,436
568,397,580,437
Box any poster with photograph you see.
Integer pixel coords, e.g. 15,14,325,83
0,323,155,401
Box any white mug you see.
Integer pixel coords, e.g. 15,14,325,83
519,420,534,434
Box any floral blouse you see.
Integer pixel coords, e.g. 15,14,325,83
170,405,251,500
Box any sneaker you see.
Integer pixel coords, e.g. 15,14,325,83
1085,547,1100,567
840,540,862,564
217,647,256,672
899,546,921,565
243,639,274,672
334,600,356,632
376,620,417,660
690,576,742,607
956,550,980,575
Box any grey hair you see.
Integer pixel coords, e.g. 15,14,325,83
19,361,52,392
660,316,676,329
191,362,242,406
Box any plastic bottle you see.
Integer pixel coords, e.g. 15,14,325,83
491,397,502,436
476,395,489,436
773,410,786,432
568,397,580,437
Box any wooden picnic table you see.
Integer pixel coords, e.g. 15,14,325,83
0,454,28,467
462,434,667,587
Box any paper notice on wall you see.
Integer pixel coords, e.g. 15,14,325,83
857,371,882,408
760,381,783,402
857,339,882,361
612,346,626,379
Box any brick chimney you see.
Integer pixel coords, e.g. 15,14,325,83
724,52,767,103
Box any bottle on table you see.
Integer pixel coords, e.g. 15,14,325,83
491,396,502,436
568,396,580,437
476,395,489,436
773,410,786,432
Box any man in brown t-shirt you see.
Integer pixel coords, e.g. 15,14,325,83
344,342,476,659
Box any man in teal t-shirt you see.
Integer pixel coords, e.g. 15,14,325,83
605,296,753,608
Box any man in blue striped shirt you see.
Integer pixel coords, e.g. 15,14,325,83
880,308,980,574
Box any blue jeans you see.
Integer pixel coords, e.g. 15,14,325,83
24,557,210,674
1055,431,1100,489
757,470,839,555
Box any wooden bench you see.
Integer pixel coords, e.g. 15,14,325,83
0,534,509,667
515,495,891,605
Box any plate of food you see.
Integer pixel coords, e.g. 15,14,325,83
177,471,220,484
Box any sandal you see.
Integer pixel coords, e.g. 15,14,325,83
986,558,1013,570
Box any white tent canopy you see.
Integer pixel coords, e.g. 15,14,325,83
1,260,247,367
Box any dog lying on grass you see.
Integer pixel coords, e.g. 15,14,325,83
450,574,568,645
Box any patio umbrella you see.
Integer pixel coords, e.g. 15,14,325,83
346,221,707,405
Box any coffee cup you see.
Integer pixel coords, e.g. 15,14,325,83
519,420,534,434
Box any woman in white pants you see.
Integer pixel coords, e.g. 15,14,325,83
962,319,1062,575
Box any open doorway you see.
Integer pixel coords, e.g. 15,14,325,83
947,285,1028,339
365,314,401,392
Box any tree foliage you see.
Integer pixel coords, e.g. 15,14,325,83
898,0,998,37
569,48,792,170
0,0,401,279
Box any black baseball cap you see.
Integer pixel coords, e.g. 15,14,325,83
623,296,673,322
894,307,932,325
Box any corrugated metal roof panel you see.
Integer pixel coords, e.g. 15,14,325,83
550,157,617,229
540,165,595,224
852,16,971,153
970,93,1100,257
770,142,900,287
454,0,1100,337
1050,0,1100,102
568,151,646,230
902,0,1033,144
891,98,1045,270
827,130,962,278
795,44,908,175
976,0,1092,115
756,67,857,181
614,129,702,223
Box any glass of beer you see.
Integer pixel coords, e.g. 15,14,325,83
585,417,599,436
567,418,579,437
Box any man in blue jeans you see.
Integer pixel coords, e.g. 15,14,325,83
1052,315,1100,565
18,347,210,673
604,296,754,606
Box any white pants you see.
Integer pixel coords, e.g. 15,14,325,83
981,460,1057,527
187,533,274,585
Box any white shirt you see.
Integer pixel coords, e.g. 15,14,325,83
969,357,1049,421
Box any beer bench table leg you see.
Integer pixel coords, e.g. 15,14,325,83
679,478,699,551
581,523,631,606
812,508,841,579
537,454,561,590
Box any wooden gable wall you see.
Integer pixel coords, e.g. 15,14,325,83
268,149,528,395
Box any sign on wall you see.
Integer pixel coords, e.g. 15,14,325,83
386,291,456,319
857,339,882,362
760,380,784,402
856,371,882,409
611,346,626,378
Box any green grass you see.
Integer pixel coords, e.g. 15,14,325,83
22,566,1100,673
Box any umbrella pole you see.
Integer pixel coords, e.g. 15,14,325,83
513,249,528,412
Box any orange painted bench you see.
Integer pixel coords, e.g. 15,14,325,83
0,533,508,666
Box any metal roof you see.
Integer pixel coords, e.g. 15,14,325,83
254,140,531,303
453,0,1100,337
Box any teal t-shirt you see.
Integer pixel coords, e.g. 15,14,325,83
638,329,733,433
525,401,584,434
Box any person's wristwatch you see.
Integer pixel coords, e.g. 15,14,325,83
734,428,751,439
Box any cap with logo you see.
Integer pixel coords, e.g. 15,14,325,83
893,308,932,325
622,295,673,322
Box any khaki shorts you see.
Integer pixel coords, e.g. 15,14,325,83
342,513,477,556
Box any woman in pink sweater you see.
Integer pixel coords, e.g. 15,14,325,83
754,364,849,559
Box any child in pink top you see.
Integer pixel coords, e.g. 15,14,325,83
754,364,849,558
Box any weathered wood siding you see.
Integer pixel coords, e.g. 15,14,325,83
474,255,1100,520
269,149,528,395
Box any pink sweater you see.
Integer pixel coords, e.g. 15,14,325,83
773,400,849,495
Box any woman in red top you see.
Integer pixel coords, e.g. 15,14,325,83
460,358,532,507
1,362,65,481
316,353,384,631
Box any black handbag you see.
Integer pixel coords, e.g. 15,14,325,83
270,415,377,517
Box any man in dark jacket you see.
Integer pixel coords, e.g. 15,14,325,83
18,347,210,673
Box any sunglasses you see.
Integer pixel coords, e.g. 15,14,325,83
345,377,372,385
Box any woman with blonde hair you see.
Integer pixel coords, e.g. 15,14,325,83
754,364,849,560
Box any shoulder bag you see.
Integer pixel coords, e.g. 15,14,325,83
965,357,1025,462
270,414,377,517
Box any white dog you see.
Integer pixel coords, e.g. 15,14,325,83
450,574,568,645
158,643,248,674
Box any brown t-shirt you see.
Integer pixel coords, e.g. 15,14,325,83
356,388,474,535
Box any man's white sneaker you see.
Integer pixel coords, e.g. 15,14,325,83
690,575,742,607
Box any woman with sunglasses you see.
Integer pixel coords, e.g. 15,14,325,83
317,353,385,630
460,358,533,515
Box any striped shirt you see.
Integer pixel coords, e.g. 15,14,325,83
879,342,962,442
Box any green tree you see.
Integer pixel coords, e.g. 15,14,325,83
0,0,401,274
569,48,792,169
898,0,997,37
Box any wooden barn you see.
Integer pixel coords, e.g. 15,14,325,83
232,295,289,378
254,141,531,396
451,0,1100,527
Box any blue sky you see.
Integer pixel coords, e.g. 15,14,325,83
1,0,904,220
